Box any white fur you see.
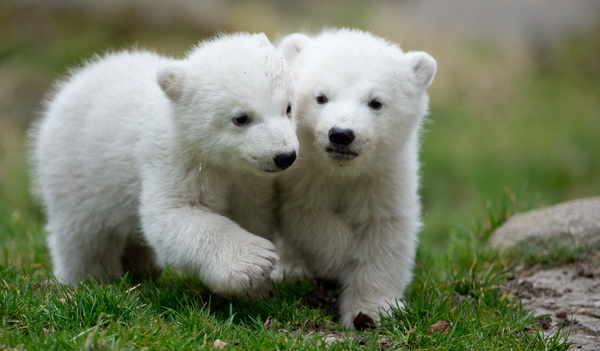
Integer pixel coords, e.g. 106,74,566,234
276,28,436,328
30,33,299,297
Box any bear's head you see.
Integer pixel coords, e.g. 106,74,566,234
279,29,436,174
157,33,298,176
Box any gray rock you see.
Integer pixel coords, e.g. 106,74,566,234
490,197,600,248
495,198,600,350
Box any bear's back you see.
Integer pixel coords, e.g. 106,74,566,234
32,50,175,227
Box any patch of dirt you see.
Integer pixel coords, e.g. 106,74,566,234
506,249,600,350
304,280,340,315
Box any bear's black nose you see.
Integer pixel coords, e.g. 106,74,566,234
274,151,297,170
328,127,355,146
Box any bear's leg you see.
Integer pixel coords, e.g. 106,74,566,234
47,220,127,285
338,219,416,329
338,272,403,329
140,187,278,297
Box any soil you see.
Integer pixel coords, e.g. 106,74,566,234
505,249,600,350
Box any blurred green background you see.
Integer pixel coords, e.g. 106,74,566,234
1,0,599,255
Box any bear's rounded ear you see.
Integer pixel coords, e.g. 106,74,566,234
405,51,437,90
278,33,311,66
157,64,186,101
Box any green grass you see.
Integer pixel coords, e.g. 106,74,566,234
1,207,573,350
501,237,595,271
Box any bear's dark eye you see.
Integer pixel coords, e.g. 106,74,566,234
369,99,383,110
286,104,292,116
233,114,251,126
316,94,328,105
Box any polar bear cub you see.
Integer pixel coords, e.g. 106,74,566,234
277,29,436,328
31,33,298,297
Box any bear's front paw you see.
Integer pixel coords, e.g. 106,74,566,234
211,235,279,298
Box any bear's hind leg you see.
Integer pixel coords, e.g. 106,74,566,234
47,222,127,285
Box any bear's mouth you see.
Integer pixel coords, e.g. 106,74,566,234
326,147,359,161
258,167,285,174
